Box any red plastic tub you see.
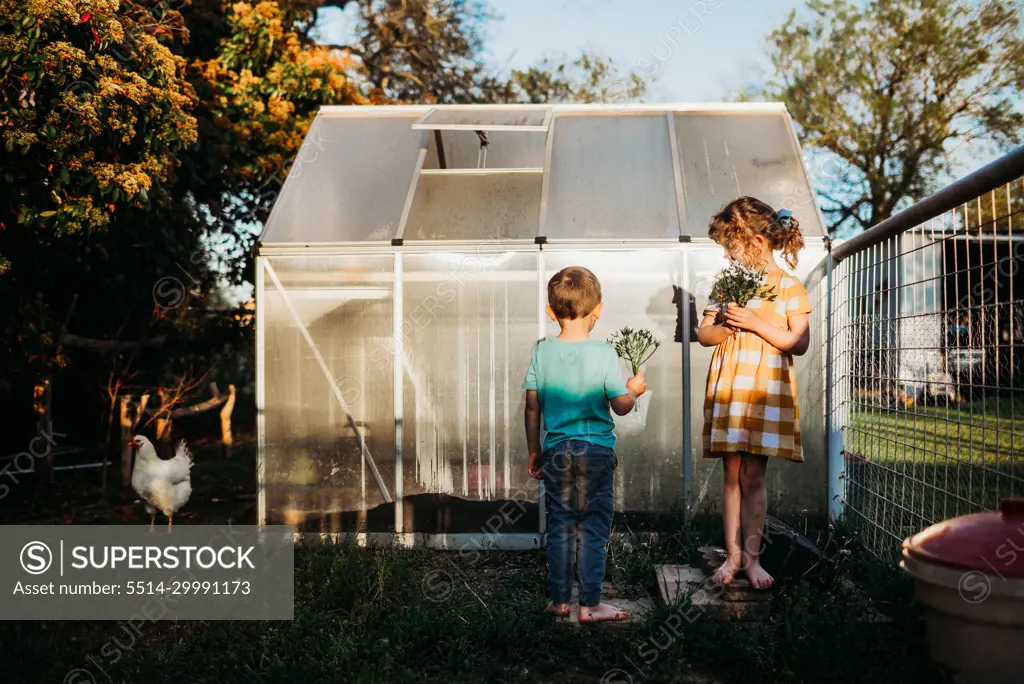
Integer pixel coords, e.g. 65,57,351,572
900,498,1024,684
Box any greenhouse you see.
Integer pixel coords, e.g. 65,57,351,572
255,103,831,547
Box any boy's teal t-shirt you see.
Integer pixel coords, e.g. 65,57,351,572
522,337,630,451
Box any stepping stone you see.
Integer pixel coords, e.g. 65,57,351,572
656,563,771,622
553,580,652,627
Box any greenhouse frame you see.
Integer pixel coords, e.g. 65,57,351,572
255,103,833,548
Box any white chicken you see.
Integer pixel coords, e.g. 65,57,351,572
129,435,193,531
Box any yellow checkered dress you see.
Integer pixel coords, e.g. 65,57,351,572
702,269,811,462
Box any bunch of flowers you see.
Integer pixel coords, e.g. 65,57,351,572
707,263,777,324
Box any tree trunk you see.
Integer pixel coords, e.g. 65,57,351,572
220,384,236,458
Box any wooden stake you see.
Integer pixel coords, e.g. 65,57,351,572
220,384,236,458
120,394,133,488
155,389,172,458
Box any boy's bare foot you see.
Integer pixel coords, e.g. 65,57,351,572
545,601,571,617
710,557,741,585
745,562,774,590
578,603,630,623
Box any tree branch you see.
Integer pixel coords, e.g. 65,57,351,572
63,335,166,352
145,393,229,419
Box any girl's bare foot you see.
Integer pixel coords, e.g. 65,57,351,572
578,603,630,623
710,557,741,585
745,561,774,589
545,601,570,617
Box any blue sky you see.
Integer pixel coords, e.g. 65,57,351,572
316,0,805,102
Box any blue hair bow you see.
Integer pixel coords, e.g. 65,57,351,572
777,208,793,230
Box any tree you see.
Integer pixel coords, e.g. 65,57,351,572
293,0,645,105
0,0,648,449
0,0,199,274
754,0,1024,236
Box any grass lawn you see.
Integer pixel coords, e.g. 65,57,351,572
844,394,1024,556
0,441,942,684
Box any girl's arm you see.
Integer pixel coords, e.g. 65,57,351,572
697,313,735,347
724,304,810,355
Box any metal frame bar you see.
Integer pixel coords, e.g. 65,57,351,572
419,168,544,176
537,249,547,535
413,124,550,132
667,111,687,239
256,256,267,525
825,247,840,520
537,114,556,241
411,109,435,127
262,259,392,503
317,103,789,117
833,145,1024,262
681,252,692,513
259,242,540,256
394,134,431,242
394,253,404,531
540,109,555,131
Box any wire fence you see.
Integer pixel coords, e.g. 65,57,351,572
830,148,1024,559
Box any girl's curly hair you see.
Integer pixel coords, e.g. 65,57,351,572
708,196,804,269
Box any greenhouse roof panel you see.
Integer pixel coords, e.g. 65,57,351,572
259,112,427,244
258,104,825,247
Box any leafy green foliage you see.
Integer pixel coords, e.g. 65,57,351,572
0,0,198,273
708,263,777,324
753,0,1024,235
607,326,660,376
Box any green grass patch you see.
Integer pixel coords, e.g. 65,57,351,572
0,523,941,684
844,398,1024,556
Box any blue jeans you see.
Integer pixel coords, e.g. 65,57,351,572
543,439,617,607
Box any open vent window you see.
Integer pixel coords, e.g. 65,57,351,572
414,108,551,175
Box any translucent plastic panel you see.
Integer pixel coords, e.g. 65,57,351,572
543,250,685,516
685,247,829,517
260,115,426,243
421,130,546,170
673,112,824,237
401,253,540,533
403,173,541,240
414,108,550,130
544,115,680,239
262,256,398,533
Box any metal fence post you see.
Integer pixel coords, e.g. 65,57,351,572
825,247,844,521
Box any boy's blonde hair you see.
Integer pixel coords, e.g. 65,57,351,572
548,267,602,320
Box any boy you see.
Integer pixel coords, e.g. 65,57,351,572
523,266,647,623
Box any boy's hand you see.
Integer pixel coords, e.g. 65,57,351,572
528,452,544,480
626,370,647,398
724,303,764,333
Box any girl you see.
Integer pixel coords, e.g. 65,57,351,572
697,197,811,589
